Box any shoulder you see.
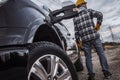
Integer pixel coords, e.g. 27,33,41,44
88,9,103,15
87,9,95,12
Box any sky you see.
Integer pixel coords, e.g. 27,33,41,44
85,0,120,26
86,0,120,42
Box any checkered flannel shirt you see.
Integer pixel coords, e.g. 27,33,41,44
73,7,103,42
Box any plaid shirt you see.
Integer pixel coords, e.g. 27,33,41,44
73,7,103,42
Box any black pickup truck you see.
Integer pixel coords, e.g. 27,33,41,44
0,0,83,80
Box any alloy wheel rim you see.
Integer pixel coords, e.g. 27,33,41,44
28,54,72,80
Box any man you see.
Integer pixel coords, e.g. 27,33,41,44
73,0,112,80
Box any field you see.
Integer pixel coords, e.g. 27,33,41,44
78,45,120,80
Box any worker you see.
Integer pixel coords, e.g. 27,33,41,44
73,0,112,80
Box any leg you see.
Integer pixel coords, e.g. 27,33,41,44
93,38,109,71
93,38,111,77
82,42,95,76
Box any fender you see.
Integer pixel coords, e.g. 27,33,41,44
24,18,44,43
24,19,63,48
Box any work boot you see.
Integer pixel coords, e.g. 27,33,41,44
88,73,95,80
103,70,112,78
88,76,95,80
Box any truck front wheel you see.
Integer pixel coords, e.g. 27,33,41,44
27,42,78,80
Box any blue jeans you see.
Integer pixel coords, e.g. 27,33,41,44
82,38,109,76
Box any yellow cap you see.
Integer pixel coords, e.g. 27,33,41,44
76,0,87,7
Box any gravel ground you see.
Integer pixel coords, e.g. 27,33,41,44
77,46,120,80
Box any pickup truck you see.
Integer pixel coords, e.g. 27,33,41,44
0,0,83,80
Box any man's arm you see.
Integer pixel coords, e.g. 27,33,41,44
73,18,79,39
88,9,103,31
73,18,82,48
88,9,103,25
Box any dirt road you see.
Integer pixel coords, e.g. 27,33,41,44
77,46,120,80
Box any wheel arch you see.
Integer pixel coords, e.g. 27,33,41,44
32,24,63,49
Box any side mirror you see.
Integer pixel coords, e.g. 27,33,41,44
49,1,78,23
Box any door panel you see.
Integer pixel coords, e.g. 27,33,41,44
0,28,26,46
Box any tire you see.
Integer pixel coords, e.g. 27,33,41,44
74,49,84,72
27,42,78,80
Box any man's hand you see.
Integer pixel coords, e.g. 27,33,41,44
94,23,101,31
73,8,79,12
76,39,82,48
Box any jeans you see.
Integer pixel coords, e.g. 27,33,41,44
82,37,109,76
